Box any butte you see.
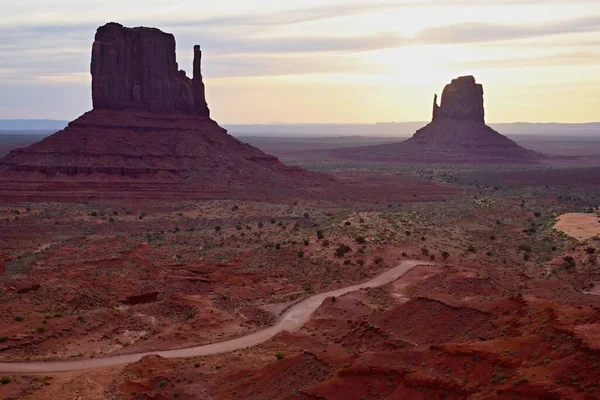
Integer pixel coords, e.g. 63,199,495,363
332,76,544,164
0,23,331,202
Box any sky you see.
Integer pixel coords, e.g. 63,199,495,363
1,0,599,123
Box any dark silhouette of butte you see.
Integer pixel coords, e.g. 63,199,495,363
333,76,543,163
0,23,330,201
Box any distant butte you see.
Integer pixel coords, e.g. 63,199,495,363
332,75,544,164
0,23,333,201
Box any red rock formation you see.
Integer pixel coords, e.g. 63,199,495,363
433,75,484,122
91,22,208,116
331,76,544,164
0,23,334,201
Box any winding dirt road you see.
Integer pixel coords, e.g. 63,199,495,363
0,260,425,373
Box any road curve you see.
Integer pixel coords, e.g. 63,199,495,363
0,260,426,373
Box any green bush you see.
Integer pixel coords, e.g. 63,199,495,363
0,377,10,384
13,316,23,322
275,351,284,360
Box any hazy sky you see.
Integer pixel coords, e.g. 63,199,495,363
1,0,599,123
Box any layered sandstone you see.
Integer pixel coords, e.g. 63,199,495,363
332,76,543,164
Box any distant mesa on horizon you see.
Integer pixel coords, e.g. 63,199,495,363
329,75,545,164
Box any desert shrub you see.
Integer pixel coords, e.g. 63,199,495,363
467,245,476,253
357,259,365,266
214,226,221,232
489,235,496,241
421,236,426,241
564,256,576,269
36,327,46,333
402,252,407,257
275,351,284,360
586,247,596,254
518,244,532,253
374,257,384,265
297,251,304,258
303,240,309,246
355,236,366,244
0,337,7,343
159,380,168,388
534,211,541,217
441,251,450,260
303,212,310,218
257,222,263,228
231,205,239,211
316,230,325,240
430,254,435,261
335,244,352,257
275,243,281,250
421,247,429,256
405,230,411,236
344,221,351,226
13,316,23,322
523,253,530,261
0,377,10,384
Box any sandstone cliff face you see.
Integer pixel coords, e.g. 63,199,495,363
432,76,485,123
91,22,209,116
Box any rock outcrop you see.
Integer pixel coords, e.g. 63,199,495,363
433,76,484,122
91,22,209,116
331,76,544,164
0,23,332,201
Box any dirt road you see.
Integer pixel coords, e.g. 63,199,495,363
0,260,426,373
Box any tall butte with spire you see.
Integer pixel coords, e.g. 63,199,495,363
0,23,329,201
333,75,543,164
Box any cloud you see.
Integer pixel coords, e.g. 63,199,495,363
415,16,600,44
452,51,600,69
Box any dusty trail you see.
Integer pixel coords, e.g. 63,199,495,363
0,260,426,373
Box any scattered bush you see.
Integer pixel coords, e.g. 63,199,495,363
586,247,596,254
316,230,325,240
355,236,366,244
13,316,23,322
0,377,10,385
297,251,304,258
564,256,576,269
275,351,284,360
518,244,532,253
335,244,352,257
441,251,450,260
